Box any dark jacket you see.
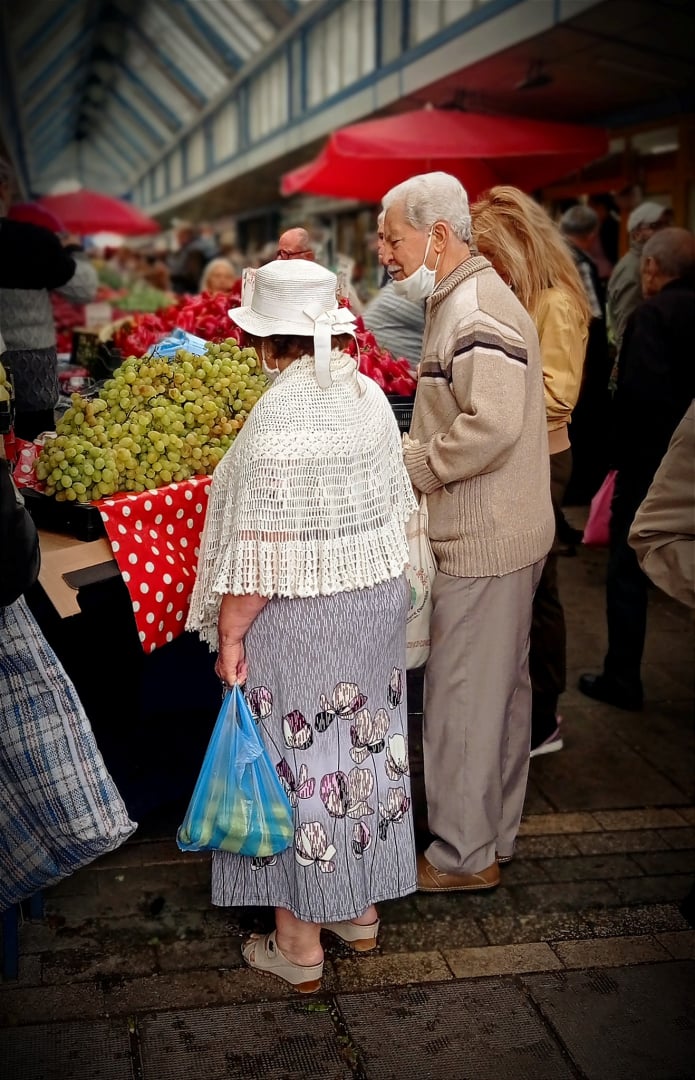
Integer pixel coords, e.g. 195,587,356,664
0,458,40,605
613,278,695,489
0,219,77,290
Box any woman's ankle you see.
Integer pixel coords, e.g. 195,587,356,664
351,904,378,926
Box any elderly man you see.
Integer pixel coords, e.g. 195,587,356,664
382,172,554,890
276,226,315,261
580,227,695,710
607,201,670,354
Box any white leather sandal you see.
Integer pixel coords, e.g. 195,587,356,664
322,918,380,952
241,931,323,993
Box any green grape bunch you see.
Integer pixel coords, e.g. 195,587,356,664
36,339,266,503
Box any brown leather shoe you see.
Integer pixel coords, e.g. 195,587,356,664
417,853,500,892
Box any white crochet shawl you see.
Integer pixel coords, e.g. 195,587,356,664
187,350,416,648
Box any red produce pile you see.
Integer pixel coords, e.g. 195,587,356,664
340,304,416,396
112,285,243,358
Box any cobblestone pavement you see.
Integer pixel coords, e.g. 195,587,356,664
2,540,694,1079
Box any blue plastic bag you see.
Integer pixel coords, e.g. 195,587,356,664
177,685,294,856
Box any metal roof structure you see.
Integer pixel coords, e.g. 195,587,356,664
1,0,306,195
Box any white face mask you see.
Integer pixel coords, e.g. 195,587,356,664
261,358,281,383
391,231,440,302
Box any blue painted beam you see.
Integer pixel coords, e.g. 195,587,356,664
29,94,84,142
171,0,245,71
18,0,83,62
114,62,182,132
23,25,93,102
104,109,150,160
26,79,77,128
111,87,167,147
129,23,208,108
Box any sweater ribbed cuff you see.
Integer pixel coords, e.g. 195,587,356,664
404,443,442,494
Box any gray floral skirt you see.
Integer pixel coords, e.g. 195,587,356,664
211,576,417,922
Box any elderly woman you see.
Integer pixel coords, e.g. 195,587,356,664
199,257,237,294
187,260,417,993
471,186,590,757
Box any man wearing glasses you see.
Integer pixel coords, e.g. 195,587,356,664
276,227,315,261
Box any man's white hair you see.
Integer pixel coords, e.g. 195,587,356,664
382,171,472,243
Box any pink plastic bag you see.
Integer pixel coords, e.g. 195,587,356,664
583,470,617,547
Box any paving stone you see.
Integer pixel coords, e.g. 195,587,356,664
334,950,452,991
157,937,245,973
660,826,695,850
412,886,516,920
519,812,601,835
0,1019,132,1080
630,849,695,876
0,953,41,989
655,931,695,960
573,829,671,855
508,880,621,915
337,980,575,1079
443,942,561,978
612,874,695,906
592,808,690,831
0,982,106,1027
376,915,487,952
513,834,583,859
524,961,695,1079
139,1002,353,1080
495,858,552,884
103,966,313,1014
551,934,669,969
480,903,690,946
608,702,695,798
522,778,556,814
541,854,642,881
40,943,158,984
678,807,695,825
530,711,690,810
47,871,100,899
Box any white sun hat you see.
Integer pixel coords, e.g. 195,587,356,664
229,260,357,388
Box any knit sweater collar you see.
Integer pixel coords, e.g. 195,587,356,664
429,256,492,314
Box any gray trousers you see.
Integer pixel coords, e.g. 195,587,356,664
423,561,544,875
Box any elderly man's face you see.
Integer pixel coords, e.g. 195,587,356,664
383,204,433,281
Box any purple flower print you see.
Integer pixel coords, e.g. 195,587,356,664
350,708,389,764
295,822,337,873
282,710,313,750
276,759,315,806
315,682,368,732
246,685,273,721
320,771,349,818
388,668,403,709
385,733,409,781
352,822,372,859
378,787,411,840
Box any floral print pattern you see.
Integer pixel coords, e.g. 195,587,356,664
214,584,417,925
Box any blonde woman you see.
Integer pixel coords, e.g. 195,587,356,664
471,186,589,760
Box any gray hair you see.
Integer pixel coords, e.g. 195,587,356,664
382,171,472,243
642,227,695,280
560,205,599,237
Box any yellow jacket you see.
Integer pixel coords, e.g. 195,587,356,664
535,287,588,455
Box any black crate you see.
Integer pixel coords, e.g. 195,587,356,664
22,488,106,542
387,394,414,434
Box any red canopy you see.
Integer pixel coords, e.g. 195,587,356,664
8,201,65,232
281,109,609,202
37,190,160,236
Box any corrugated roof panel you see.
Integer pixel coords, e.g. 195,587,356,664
123,41,199,125
139,2,228,100
114,77,174,142
207,1,268,55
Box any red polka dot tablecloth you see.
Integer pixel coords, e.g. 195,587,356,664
97,476,211,653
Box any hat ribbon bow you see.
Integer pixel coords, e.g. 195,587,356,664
303,303,356,389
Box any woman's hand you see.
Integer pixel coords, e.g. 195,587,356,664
215,639,248,687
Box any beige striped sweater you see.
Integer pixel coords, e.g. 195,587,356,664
404,256,554,578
